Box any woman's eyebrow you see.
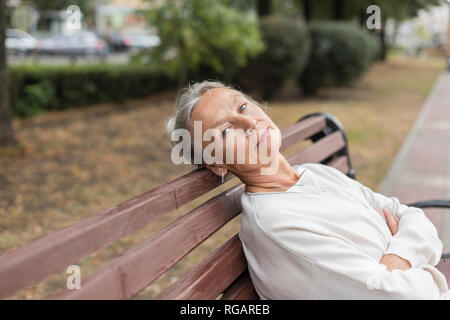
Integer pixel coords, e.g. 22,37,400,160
210,93,243,129
230,93,243,107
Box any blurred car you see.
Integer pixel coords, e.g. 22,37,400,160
6,29,38,55
101,32,131,52
36,31,109,58
121,29,160,49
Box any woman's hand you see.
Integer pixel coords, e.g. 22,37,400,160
376,208,399,235
376,208,411,271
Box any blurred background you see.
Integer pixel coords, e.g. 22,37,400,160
0,0,449,299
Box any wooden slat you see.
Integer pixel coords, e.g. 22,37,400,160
288,131,346,166
157,235,247,300
0,168,222,299
280,115,326,152
327,155,350,175
0,114,326,299
52,184,245,299
221,271,259,300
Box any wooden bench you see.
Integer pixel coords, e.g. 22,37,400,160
1,112,449,300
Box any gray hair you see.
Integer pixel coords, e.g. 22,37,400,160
166,80,267,166
166,81,230,144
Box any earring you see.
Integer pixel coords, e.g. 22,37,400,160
221,172,224,183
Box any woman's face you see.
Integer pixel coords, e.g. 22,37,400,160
189,87,282,177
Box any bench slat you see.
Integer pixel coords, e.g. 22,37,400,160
52,184,245,299
0,115,326,299
327,155,350,175
157,234,247,300
288,131,346,166
220,271,259,300
280,115,326,152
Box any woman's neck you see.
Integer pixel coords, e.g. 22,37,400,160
240,155,300,193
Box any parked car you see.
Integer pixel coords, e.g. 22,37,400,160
36,31,109,58
121,29,160,49
6,29,38,55
101,32,131,52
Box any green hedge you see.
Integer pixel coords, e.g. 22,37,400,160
8,63,176,117
299,21,380,95
234,15,311,100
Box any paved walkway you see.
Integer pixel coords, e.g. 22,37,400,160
377,71,450,254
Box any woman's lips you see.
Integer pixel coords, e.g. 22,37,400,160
257,127,270,147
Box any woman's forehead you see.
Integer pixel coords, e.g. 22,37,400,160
201,87,241,108
191,88,241,123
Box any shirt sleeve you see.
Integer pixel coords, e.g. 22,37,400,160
353,179,443,268
262,223,450,299
308,234,450,299
320,163,443,268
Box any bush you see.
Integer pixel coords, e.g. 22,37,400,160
234,15,311,100
13,82,55,117
299,21,380,95
8,63,175,117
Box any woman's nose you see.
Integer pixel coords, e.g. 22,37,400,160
236,115,257,134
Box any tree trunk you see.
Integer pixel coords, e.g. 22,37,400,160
257,0,271,17
378,18,387,61
303,0,311,21
0,0,17,147
333,0,344,20
359,8,366,27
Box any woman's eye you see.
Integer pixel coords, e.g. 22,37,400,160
222,127,230,137
239,103,247,113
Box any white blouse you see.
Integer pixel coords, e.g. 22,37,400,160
239,163,450,299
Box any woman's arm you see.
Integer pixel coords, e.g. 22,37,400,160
378,207,411,271
357,181,443,268
316,163,443,268
260,220,450,299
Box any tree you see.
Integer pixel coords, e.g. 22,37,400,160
296,0,441,60
143,0,264,86
0,0,17,147
355,0,441,60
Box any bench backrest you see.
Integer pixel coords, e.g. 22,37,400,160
0,112,354,300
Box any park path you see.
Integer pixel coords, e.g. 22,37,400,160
377,71,450,254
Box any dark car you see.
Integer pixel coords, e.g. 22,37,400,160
101,32,131,52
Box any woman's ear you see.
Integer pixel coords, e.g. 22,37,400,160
205,164,227,177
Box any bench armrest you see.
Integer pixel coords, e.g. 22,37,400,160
298,112,356,179
406,199,450,209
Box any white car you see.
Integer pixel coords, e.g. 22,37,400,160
36,31,109,57
6,29,38,54
121,29,160,49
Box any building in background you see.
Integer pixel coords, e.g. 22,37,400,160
391,4,449,57
6,0,152,36
95,0,160,51
6,0,39,34
96,0,151,35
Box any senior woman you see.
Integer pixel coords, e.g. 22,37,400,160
166,80,449,300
